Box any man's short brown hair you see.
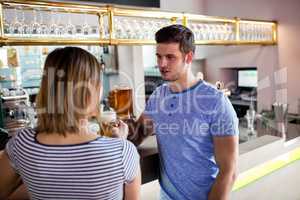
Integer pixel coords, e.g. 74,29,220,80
155,24,195,54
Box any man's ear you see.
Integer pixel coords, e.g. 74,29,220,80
185,51,194,64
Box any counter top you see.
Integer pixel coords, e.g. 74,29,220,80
136,122,300,185
137,135,158,157
137,135,159,184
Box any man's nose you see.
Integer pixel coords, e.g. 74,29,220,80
158,57,167,68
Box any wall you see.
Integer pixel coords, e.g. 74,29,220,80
202,0,300,113
160,0,205,13
203,45,278,112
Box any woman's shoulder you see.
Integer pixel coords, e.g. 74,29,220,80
12,128,36,142
97,137,138,154
97,137,136,148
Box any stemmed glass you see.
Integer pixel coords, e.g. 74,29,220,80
66,12,76,37
197,24,205,40
82,13,91,36
266,25,273,41
10,8,22,35
101,16,110,39
239,23,245,41
225,24,234,41
196,24,203,41
39,10,49,36
114,17,123,39
90,25,99,38
189,23,197,39
139,20,148,40
257,24,263,41
19,9,30,36
3,8,10,34
122,19,131,39
145,19,154,40
207,24,215,40
132,19,142,39
30,9,41,36
49,10,58,36
3,19,10,35
203,24,210,41
215,24,222,40
56,12,66,37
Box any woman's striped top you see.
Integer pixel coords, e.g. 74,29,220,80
5,128,140,200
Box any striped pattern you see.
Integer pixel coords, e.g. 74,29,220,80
5,129,139,200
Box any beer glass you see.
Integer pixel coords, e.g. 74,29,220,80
99,110,118,137
108,87,134,119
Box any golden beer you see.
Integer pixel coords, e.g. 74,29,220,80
108,87,134,119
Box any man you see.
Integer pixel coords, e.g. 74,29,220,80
130,24,239,200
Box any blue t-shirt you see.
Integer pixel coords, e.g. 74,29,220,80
144,80,239,200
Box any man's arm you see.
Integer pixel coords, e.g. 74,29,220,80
127,113,154,146
208,135,238,200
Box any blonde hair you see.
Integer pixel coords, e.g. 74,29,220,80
36,47,102,136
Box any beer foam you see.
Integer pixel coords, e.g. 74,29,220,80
100,111,117,123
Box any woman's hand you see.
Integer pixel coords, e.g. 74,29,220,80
111,120,129,139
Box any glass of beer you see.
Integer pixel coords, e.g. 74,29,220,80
108,86,134,119
99,110,119,137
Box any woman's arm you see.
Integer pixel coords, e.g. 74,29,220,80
0,151,22,199
124,170,141,200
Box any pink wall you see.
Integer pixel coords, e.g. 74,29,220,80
203,0,300,113
160,0,205,13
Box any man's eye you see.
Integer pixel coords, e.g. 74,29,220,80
167,55,175,60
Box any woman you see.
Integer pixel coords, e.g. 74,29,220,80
0,47,141,200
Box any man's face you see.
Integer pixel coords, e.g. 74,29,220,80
156,43,190,82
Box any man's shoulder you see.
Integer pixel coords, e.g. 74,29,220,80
197,81,222,96
150,83,169,97
155,83,169,92
191,81,226,113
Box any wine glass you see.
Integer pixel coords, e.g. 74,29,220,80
19,9,30,36
239,23,245,41
82,13,91,36
2,8,10,34
66,12,76,37
39,11,49,36
114,17,122,39
90,25,99,38
56,12,66,37
132,19,142,39
122,18,131,39
189,23,197,39
49,10,58,36
10,8,22,35
139,20,148,40
3,19,10,35
30,9,41,36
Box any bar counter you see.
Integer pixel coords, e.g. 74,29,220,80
137,135,159,184
137,120,300,199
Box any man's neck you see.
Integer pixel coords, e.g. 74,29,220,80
169,71,200,93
